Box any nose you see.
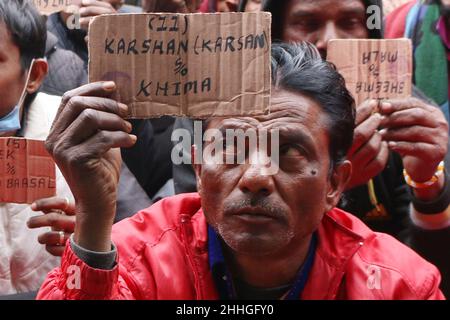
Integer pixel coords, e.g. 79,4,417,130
238,152,275,196
315,22,339,58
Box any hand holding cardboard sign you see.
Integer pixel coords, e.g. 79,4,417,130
379,97,449,183
66,0,117,31
45,81,136,253
346,99,389,190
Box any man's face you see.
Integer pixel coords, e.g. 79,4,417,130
197,90,339,257
0,22,26,118
282,0,369,58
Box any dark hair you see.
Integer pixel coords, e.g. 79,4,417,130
0,0,47,71
271,42,355,167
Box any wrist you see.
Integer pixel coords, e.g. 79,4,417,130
411,169,450,214
413,172,445,201
404,161,445,187
74,203,115,252
74,220,113,253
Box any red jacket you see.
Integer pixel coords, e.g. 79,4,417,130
37,193,445,300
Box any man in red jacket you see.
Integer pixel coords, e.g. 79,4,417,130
37,42,444,300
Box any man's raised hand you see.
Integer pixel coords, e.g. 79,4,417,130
45,82,136,252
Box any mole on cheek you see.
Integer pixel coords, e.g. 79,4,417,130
310,169,317,176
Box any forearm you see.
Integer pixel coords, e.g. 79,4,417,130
74,203,115,252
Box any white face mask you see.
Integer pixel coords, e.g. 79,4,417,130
0,59,36,133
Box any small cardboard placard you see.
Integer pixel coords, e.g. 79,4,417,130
0,138,56,204
327,39,412,107
32,0,72,15
88,12,272,118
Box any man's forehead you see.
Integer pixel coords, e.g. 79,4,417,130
207,90,325,130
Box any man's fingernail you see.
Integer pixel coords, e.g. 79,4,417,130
379,129,387,136
125,121,132,132
129,134,137,143
381,102,392,109
103,81,116,90
30,203,36,210
118,103,129,114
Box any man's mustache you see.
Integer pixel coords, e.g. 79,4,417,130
223,196,288,221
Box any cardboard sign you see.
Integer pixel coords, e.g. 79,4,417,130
32,0,71,15
88,12,272,118
327,39,412,107
0,138,56,204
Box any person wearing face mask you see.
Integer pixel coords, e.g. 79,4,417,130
0,0,75,296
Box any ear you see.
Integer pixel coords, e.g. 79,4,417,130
192,144,202,193
26,59,48,94
325,160,352,212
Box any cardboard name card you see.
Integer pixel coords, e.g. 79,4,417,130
327,39,412,106
88,12,272,118
32,0,72,15
0,138,56,204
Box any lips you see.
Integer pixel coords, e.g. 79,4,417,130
231,207,280,222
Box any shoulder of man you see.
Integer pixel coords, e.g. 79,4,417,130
351,232,444,299
323,208,444,299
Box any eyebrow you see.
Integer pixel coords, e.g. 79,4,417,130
277,127,316,150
